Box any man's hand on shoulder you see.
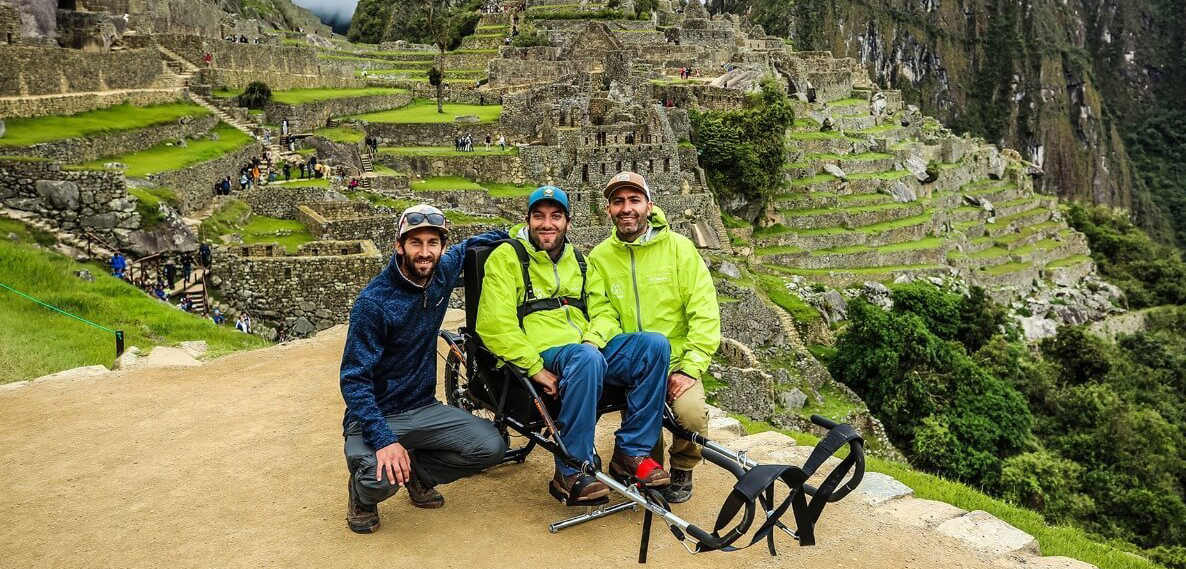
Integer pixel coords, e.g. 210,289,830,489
375,442,411,486
668,371,696,403
532,368,560,397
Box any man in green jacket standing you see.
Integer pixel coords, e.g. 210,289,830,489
586,172,721,503
477,186,673,504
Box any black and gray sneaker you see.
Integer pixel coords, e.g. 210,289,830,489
662,468,693,504
347,471,380,533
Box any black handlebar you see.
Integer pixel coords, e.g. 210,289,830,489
810,414,839,430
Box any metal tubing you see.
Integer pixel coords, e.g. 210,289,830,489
548,501,637,533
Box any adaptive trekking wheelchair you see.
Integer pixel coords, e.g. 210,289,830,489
437,242,866,561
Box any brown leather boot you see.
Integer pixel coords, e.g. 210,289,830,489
610,448,671,487
550,469,610,503
347,471,380,534
406,468,444,509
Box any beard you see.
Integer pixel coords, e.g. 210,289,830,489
614,211,646,239
529,225,567,257
401,252,439,283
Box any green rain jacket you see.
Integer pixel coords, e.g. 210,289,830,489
476,224,597,376
586,206,721,379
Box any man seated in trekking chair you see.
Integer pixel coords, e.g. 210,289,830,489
476,186,673,504
587,172,722,504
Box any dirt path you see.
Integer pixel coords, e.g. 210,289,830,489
1,316,1017,569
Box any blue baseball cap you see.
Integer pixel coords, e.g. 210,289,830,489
527,186,570,215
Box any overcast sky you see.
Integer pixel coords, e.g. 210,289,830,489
290,0,358,34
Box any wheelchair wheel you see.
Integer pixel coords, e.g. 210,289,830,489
443,347,509,445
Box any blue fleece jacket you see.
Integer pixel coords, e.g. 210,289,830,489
339,230,508,450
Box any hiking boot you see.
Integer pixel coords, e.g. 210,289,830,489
406,468,444,509
347,471,380,534
550,469,610,503
610,448,671,487
662,468,693,504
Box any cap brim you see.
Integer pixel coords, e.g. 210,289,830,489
603,181,650,199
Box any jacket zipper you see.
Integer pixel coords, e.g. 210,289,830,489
552,252,583,340
628,246,643,332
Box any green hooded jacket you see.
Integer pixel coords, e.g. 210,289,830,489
476,224,597,376
585,206,721,379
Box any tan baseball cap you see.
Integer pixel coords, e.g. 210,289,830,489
397,204,449,239
603,171,652,201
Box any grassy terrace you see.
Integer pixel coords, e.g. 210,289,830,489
75,123,253,177
311,126,364,144
980,261,1032,275
1047,254,1092,269
411,176,535,197
0,103,211,148
826,97,868,107
272,177,329,187
788,130,844,140
380,146,518,156
763,262,940,276
211,87,408,104
0,219,269,383
781,201,920,217
353,99,502,123
811,236,946,256
199,200,312,253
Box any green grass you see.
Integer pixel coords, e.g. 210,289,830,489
1047,254,1092,269
721,211,752,229
238,215,313,253
448,211,511,226
788,130,844,140
211,87,408,105
981,261,1032,275
765,263,940,276
731,417,1163,569
968,246,1010,259
0,233,268,383
75,123,254,177
352,99,502,123
127,186,178,229
0,103,212,148
0,217,56,247
411,176,484,192
827,98,868,107
480,182,537,197
313,126,364,144
755,273,821,323
782,201,918,217
381,146,518,156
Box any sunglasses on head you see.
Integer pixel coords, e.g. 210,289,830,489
403,212,446,226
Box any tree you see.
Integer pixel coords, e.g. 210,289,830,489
239,82,272,110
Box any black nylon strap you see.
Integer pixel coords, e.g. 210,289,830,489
506,240,589,326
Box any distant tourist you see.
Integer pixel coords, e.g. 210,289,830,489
283,162,291,181
154,284,166,301
164,255,177,290
199,243,212,269
211,307,225,325
349,177,359,190
203,52,212,66
484,134,491,150
181,252,193,285
236,312,251,333
240,172,250,190
497,134,506,151
110,251,126,279
275,324,289,343
179,295,192,312
282,118,289,138
299,162,306,179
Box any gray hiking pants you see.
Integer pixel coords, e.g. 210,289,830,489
344,402,506,506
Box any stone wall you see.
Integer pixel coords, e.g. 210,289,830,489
213,239,386,336
306,136,362,174
266,92,413,133
0,158,140,246
296,201,401,252
150,141,264,214
0,45,167,97
153,34,360,90
0,114,216,163
0,87,183,119
717,278,788,349
378,152,527,185
363,121,504,147
239,184,343,218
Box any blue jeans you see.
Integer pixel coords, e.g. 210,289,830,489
540,332,670,476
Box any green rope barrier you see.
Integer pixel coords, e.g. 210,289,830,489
0,281,117,334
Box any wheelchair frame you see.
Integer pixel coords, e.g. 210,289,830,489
439,327,867,562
